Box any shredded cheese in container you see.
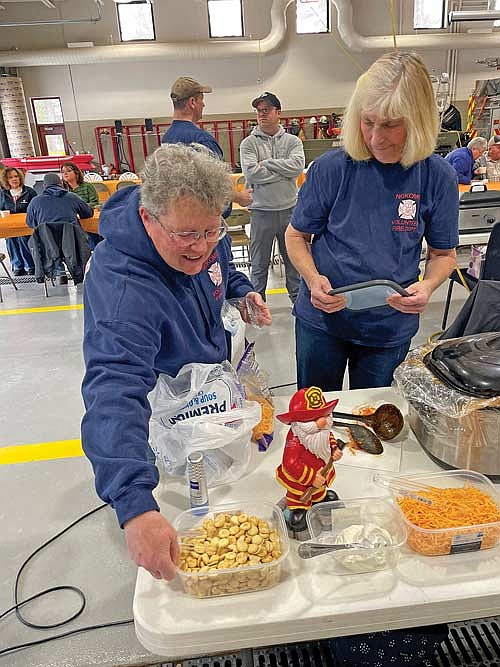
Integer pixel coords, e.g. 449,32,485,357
397,485,500,556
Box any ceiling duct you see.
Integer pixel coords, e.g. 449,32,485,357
0,0,500,67
332,0,500,51
449,9,500,21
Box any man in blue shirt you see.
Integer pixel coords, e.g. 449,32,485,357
162,76,252,210
445,136,487,184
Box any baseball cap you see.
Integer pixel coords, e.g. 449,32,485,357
170,77,212,102
43,172,61,187
251,92,281,111
488,135,500,147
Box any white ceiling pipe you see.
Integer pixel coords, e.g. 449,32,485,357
1,0,500,67
448,10,500,22
332,0,500,51
0,0,294,66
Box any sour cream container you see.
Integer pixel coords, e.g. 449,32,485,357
306,497,407,573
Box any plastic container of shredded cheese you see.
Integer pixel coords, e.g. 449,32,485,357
387,469,500,556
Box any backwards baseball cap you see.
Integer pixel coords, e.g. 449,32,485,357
489,135,500,147
170,76,212,102
251,92,281,110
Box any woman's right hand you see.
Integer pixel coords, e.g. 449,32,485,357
308,274,347,313
124,510,180,581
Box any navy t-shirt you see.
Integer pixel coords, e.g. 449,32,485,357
291,149,459,347
161,120,223,159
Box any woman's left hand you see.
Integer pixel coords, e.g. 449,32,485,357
387,281,432,314
239,292,272,327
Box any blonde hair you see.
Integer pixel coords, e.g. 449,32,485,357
342,51,438,168
1,167,25,189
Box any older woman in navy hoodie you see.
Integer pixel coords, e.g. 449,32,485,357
81,144,271,581
0,167,37,275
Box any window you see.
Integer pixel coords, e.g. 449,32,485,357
413,0,447,29
208,0,243,38
116,0,156,42
296,0,329,34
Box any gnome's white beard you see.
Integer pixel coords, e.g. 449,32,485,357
291,416,333,464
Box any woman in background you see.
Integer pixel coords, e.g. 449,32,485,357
0,167,37,275
61,161,101,248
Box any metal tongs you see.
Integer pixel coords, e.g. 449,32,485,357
373,472,436,506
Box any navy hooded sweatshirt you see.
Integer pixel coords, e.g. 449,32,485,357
26,185,93,227
81,186,253,527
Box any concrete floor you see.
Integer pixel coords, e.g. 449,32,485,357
0,239,470,667
0,241,470,449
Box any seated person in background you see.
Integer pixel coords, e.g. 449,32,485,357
26,173,93,284
286,51,458,392
81,144,271,581
102,163,118,178
0,167,37,276
487,135,500,182
61,161,101,249
445,136,487,184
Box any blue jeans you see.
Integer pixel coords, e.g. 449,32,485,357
6,236,34,271
295,319,411,391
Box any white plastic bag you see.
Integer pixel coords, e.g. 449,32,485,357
221,301,246,367
148,361,261,487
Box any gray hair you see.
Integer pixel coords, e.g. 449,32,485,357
467,137,488,151
139,143,233,218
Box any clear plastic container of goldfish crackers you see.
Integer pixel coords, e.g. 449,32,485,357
388,470,500,556
173,500,289,598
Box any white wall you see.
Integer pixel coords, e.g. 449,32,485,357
9,0,499,123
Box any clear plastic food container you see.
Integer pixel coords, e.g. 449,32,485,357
305,497,407,573
386,469,500,556
173,500,289,598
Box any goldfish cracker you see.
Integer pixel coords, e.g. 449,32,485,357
177,510,283,597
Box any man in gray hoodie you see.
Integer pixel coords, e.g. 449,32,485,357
240,92,305,303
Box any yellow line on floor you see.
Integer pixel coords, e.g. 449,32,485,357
266,288,287,295
0,439,83,464
0,304,83,316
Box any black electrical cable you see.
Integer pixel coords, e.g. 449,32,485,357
269,381,296,391
0,502,133,657
115,134,131,172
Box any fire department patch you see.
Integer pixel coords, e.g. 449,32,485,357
208,261,222,286
398,199,416,220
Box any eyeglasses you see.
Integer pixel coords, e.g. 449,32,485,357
151,214,228,246
255,107,275,116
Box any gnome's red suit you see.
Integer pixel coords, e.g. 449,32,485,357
276,386,341,512
276,430,338,510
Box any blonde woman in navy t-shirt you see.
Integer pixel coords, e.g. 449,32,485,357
286,51,459,391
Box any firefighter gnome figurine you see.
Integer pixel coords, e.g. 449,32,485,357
276,386,343,538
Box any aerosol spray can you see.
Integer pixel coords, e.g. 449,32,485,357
187,451,209,515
